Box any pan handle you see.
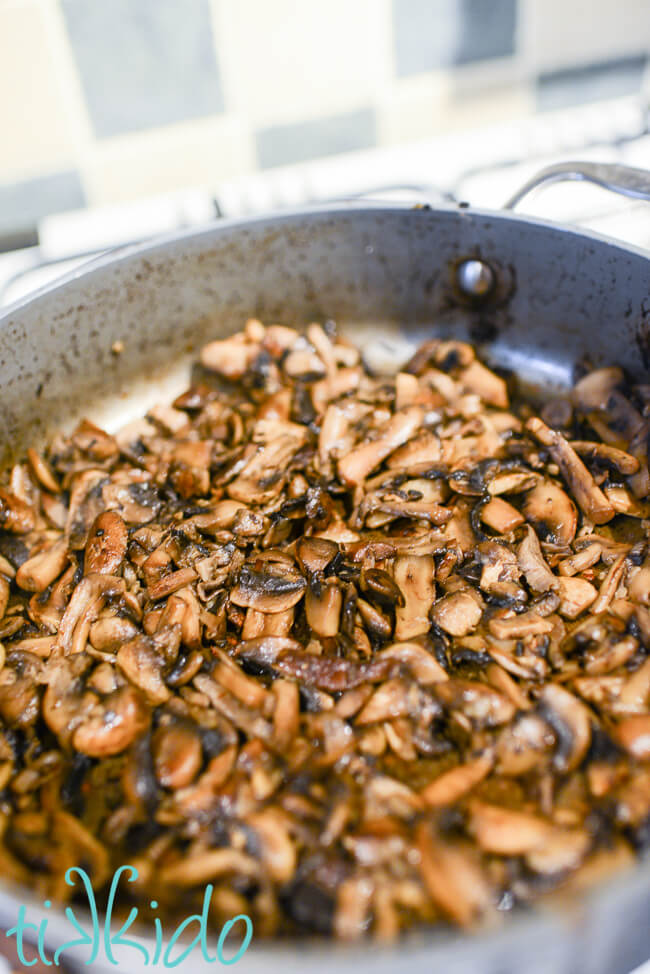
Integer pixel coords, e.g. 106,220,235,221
504,161,650,209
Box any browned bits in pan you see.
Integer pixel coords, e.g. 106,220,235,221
0,321,649,940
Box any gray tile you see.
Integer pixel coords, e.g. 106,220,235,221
0,170,85,235
455,0,517,66
536,55,648,111
61,0,224,138
393,0,517,76
256,108,377,170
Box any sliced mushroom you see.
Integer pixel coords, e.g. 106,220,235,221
517,524,557,592
432,590,483,637
537,683,591,773
435,679,515,728
153,723,203,789
480,497,525,534
570,441,639,475
56,573,125,654
0,488,35,534
338,407,424,485
84,511,128,575
420,752,493,806
616,714,650,761
393,554,435,640
230,562,306,613
15,537,69,592
469,800,552,854
116,636,170,705
459,359,509,409
526,418,615,524
522,481,577,545
72,686,150,757
554,576,598,619
416,822,494,927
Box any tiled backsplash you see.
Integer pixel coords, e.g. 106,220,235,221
0,0,649,233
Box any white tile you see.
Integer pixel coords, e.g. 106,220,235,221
0,0,77,180
81,115,256,205
211,0,393,125
520,0,650,74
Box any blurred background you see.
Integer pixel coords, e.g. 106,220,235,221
0,0,650,299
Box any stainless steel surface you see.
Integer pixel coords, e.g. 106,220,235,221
0,201,649,973
505,160,650,209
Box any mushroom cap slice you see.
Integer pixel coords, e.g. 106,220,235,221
522,481,577,545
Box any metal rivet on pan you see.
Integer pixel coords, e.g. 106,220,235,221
456,258,496,299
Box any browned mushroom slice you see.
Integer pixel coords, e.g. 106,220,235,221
64,469,109,548
15,537,69,592
522,481,577,545
525,417,615,524
284,348,327,379
616,714,650,761
212,649,269,709
147,567,198,600
246,808,296,884
272,679,300,750
554,576,598,619
230,563,306,613
84,511,128,575
354,678,406,725
476,541,525,602
488,609,554,640
386,429,442,470
227,421,307,502
629,557,650,605
89,615,139,651
200,332,260,378
393,554,435,639
487,470,539,495
159,847,260,887
525,827,591,875
603,485,650,519
416,822,494,927
375,642,448,685
435,678,515,728
583,634,638,676
72,685,150,757
432,590,484,637
295,536,339,575
56,573,125,654
0,488,35,534
572,367,624,411
152,723,202,790
235,637,391,692
469,800,552,854
537,683,591,772
480,497,525,533
558,542,602,577
420,752,493,806
591,554,627,615
304,581,343,638
116,636,170,705
338,406,424,485
459,359,509,408
496,712,554,775
311,366,361,412
517,525,557,592
570,441,639,476
26,447,60,493
194,674,273,742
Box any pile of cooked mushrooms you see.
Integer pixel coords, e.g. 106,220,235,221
0,319,648,939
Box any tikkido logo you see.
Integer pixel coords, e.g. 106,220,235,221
7,866,253,968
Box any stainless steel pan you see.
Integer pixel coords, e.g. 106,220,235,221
0,162,649,973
